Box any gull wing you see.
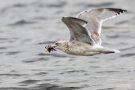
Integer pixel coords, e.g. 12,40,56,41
76,8,127,45
62,17,94,45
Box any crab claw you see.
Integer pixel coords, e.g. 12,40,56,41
45,44,57,53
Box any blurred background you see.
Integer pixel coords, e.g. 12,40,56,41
0,0,135,90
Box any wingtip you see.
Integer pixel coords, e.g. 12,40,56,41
122,9,127,13
123,9,127,12
107,8,127,14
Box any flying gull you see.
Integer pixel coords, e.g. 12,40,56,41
45,8,127,56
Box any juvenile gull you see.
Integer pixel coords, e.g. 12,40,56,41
46,8,127,56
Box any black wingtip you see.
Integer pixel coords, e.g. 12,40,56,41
106,8,127,14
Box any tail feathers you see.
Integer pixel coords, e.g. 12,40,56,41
101,49,120,54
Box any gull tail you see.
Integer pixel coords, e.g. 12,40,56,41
99,48,120,54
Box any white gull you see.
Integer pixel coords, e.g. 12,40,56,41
46,8,127,56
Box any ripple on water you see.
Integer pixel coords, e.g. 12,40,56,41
76,2,114,8
35,72,48,75
46,1,67,8
37,41,56,45
6,51,21,55
20,79,40,85
1,83,79,90
115,20,128,25
33,83,80,90
91,2,114,7
0,47,7,50
95,70,120,74
120,52,135,57
0,38,8,40
120,45,135,51
22,57,49,63
9,19,36,26
0,3,28,14
106,34,120,39
32,16,47,21
60,70,86,75
97,87,115,90
0,73,23,77
0,37,19,43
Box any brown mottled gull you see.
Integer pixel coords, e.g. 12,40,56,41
45,8,127,56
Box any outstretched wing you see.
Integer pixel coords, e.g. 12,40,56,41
76,8,127,45
62,17,94,45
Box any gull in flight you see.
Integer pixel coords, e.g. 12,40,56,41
45,8,127,56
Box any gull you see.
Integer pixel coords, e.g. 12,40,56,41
45,8,127,56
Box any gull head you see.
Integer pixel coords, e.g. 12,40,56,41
45,40,68,53
54,40,68,50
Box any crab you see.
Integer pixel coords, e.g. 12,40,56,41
45,45,56,53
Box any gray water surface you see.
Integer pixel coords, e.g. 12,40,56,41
0,0,135,90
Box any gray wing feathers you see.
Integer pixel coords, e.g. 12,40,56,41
76,8,127,45
89,8,127,21
61,8,126,46
62,17,94,45
68,17,87,26
77,8,127,34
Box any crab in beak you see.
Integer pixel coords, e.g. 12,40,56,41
45,44,57,53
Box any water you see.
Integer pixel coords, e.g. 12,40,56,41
0,0,135,90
